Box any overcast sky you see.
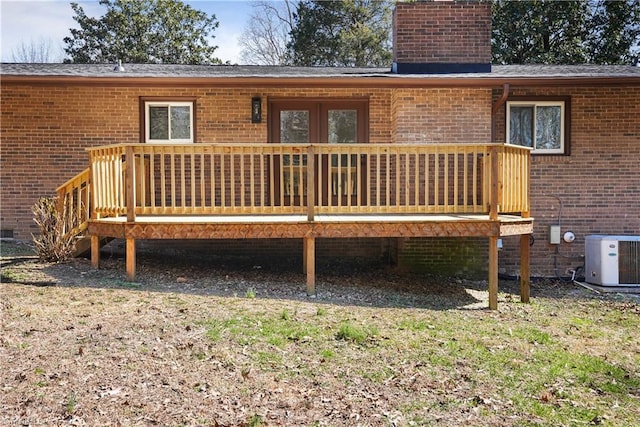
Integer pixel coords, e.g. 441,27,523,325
0,0,254,63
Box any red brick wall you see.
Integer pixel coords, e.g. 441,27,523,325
1,82,498,277
0,85,394,240
398,237,488,277
2,84,494,241
134,238,392,270
393,1,491,65
494,86,640,277
12,81,631,280
392,88,492,142
1,86,139,239
390,87,491,276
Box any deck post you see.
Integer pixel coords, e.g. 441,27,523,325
520,234,531,303
304,236,315,296
91,235,100,269
126,237,136,281
303,237,307,273
488,236,498,310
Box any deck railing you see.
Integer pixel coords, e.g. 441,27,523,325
498,144,531,215
56,168,91,237
84,143,530,221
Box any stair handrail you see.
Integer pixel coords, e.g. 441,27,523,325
56,168,91,240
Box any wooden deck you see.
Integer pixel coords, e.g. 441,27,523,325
59,142,533,309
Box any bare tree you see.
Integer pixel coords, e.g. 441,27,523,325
11,37,63,63
239,0,297,65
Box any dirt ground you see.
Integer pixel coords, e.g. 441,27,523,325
2,240,639,426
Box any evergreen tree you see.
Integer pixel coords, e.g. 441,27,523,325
287,0,393,67
586,0,640,64
64,0,220,64
492,0,639,65
492,0,590,64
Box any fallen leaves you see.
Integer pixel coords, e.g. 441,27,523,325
1,244,639,426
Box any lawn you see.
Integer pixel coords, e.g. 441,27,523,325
1,242,639,426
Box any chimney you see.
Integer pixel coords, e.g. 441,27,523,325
392,0,492,74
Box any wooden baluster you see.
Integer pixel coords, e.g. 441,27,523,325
307,145,315,221
125,145,135,223
489,146,499,220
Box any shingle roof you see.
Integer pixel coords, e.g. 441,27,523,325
1,63,388,78
2,63,639,86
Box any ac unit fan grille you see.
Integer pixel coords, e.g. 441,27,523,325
619,240,640,285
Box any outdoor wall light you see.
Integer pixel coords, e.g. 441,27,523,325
251,97,262,123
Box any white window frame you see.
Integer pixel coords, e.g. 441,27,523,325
145,101,194,143
506,100,565,154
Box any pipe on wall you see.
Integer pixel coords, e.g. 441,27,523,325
491,83,510,142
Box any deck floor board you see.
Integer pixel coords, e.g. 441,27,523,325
95,213,529,224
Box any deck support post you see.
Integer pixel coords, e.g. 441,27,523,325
91,235,100,269
488,236,498,310
304,236,315,296
520,234,531,303
126,237,136,281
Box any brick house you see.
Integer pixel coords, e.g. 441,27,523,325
1,1,639,286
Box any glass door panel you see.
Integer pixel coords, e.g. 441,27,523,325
280,110,309,144
280,110,309,197
328,110,357,144
328,109,358,197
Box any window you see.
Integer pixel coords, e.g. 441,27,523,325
143,100,194,143
506,99,569,155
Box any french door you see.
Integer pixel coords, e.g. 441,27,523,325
269,99,368,206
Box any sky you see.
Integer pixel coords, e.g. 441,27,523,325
0,0,254,63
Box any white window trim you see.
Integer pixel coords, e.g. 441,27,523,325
506,100,565,154
145,101,194,143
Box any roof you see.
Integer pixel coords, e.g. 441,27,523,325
2,63,639,88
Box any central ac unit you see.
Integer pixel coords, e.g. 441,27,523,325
585,235,640,286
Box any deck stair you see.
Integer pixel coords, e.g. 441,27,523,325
56,168,112,257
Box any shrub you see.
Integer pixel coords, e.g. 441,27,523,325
31,197,77,262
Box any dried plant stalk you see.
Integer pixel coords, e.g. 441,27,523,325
31,197,77,262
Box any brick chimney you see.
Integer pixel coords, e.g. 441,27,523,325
392,0,492,74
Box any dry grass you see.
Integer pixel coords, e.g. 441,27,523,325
1,241,639,426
